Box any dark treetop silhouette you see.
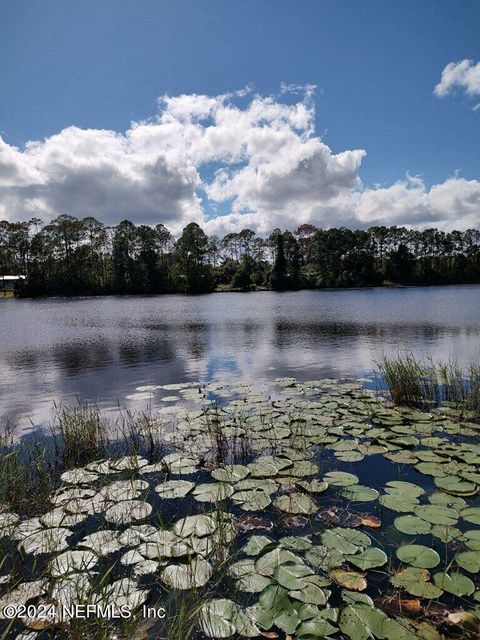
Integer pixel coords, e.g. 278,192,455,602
1,216,479,297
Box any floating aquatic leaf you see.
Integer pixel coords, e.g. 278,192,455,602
49,550,98,577
434,476,477,495
321,528,371,555
455,550,480,574
161,558,213,589
379,494,418,512
394,515,432,535
396,545,440,569
273,493,317,515
433,571,475,596
211,465,250,483
414,504,458,526
20,527,71,555
385,480,425,498
173,514,217,538
346,547,387,570
288,583,330,606
232,489,271,511
391,567,442,599
255,548,300,577
155,480,195,499
242,535,273,556
296,616,337,638
297,479,328,494
305,546,343,570
339,603,388,640
462,507,480,525
78,529,122,555
340,485,379,502
330,568,367,591
431,524,463,543
105,500,152,525
274,560,314,590
279,535,312,551
192,483,234,503
464,530,480,550
198,599,237,638
323,471,359,487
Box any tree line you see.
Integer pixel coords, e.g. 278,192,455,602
0,215,479,297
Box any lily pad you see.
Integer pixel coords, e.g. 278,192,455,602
346,547,388,570
155,480,195,499
161,558,213,589
324,471,359,487
455,550,480,574
340,485,379,502
273,493,317,515
433,571,475,596
394,515,432,536
396,545,440,569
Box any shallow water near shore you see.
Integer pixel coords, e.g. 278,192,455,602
1,377,480,639
1,285,480,433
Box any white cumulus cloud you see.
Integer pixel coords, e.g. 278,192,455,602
434,59,480,99
0,88,479,234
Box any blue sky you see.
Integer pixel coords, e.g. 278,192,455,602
0,1,479,234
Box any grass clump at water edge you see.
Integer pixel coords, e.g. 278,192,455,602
378,353,480,417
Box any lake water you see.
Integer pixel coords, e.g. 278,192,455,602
1,286,479,431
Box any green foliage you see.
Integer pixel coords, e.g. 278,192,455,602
1,217,479,297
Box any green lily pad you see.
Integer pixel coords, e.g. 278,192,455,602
198,599,237,638
324,471,359,487
296,616,337,638
297,479,329,494
455,550,480,574
289,583,330,606
173,514,217,538
155,480,195,499
391,567,442,599
241,535,273,556
340,485,379,502
255,548,300,577
339,603,388,640
396,545,440,569
346,547,388,570
192,483,234,503
433,571,475,596
232,489,271,511
379,494,419,512
305,546,344,570
414,505,458,526
394,515,432,535
464,530,480,550
211,465,250,483
273,493,317,515
431,525,463,543
279,535,313,551
434,476,477,495
161,558,213,589
321,528,371,555
462,507,480,525
385,481,425,498
274,561,314,590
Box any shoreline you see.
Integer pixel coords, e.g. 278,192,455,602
3,281,480,301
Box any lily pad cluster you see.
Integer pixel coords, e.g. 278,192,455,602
1,376,480,640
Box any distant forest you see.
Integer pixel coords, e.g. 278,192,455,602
1,215,479,296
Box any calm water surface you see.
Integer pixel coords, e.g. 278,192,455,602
1,286,479,431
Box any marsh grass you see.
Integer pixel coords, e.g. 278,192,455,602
378,353,480,417
53,401,109,468
0,402,163,517
0,429,55,515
